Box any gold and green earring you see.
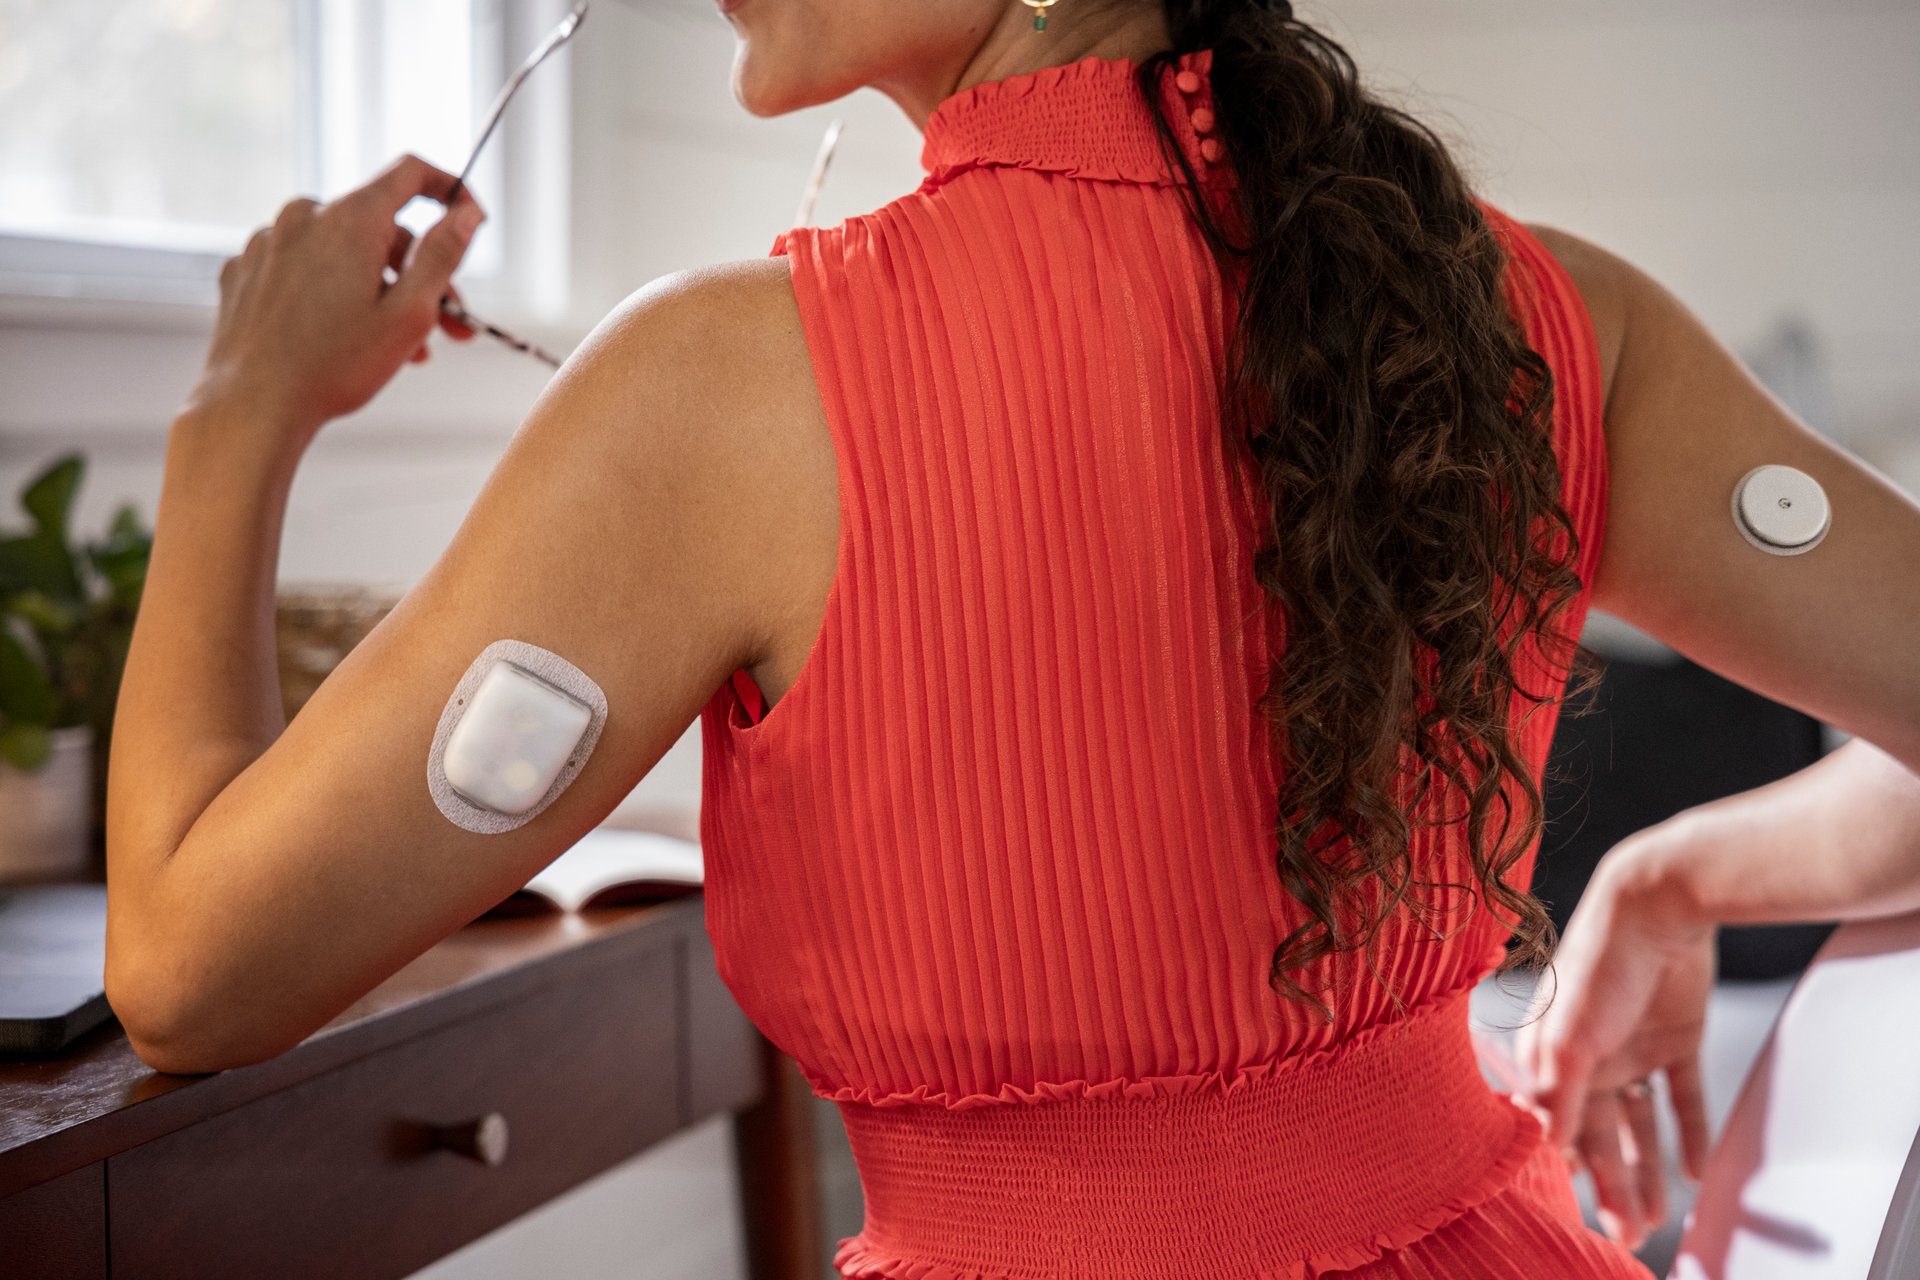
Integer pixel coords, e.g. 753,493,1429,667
1021,0,1059,31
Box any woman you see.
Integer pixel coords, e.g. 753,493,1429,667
104,1,1920,1277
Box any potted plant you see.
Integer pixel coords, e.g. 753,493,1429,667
0,454,150,883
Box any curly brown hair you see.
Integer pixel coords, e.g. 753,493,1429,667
1135,1,1606,1019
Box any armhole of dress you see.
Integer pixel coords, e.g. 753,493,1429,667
730,668,766,726
722,227,802,731
723,220,858,740
1479,199,1610,594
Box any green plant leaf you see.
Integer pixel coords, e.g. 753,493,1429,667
98,559,148,611
107,503,145,541
0,721,52,770
0,533,80,600
21,454,83,542
6,589,79,637
0,625,57,725
0,458,148,740
87,504,152,607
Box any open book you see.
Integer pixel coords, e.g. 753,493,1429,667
485,827,705,917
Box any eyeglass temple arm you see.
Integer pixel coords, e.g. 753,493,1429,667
438,295,564,369
793,118,844,229
445,3,587,206
423,4,586,368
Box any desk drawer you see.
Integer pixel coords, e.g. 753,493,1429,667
109,943,680,1280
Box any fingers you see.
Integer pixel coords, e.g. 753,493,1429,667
1619,1083,1667,1234
217,225,272,300
220,197,323,300
358,152,466,217
274,196,320,230
383,224,472,342
1578,1090,1645,1251
383,197,485,326
437,283,477,341
380,223,471,362
1512,1020,1558,1135
386,222,416,272
350,153,490,336
377,222,414,294
1529,1026,1595,1151
1666,1056,1712,1183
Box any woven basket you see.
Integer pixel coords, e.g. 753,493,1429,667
275,584,404,722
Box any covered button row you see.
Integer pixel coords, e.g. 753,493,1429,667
1173,68,1223,164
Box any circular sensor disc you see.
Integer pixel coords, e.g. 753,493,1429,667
1732,464,1830,555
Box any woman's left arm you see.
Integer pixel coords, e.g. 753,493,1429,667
105,154,792,1074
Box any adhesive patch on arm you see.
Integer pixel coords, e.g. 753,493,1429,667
1732,464,1831,556
427,639,608,833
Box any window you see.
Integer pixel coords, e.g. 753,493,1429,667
0,0,533,308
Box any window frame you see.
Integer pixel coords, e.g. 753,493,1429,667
0,0,571,329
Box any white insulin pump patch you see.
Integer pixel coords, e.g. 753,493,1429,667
427,639,608,834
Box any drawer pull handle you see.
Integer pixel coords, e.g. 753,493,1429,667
434,1112,510,1167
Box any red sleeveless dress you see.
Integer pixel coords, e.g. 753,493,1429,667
699,47,1650,1280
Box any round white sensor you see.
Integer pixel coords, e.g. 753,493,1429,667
1732,464,1829,556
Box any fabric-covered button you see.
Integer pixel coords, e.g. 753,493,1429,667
1199,137,1225,164
1190,107,1215,134
1175,69,1201,95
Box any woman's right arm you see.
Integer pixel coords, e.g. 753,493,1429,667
1535,222,1920,776
1630,734,1920,932
1513,223,1920,1248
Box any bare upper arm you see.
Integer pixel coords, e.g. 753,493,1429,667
1525,223,1920,773
114,255,819,1066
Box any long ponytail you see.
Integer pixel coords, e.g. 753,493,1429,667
1137,2,1604,1018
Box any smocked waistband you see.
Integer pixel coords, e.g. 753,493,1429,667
831,990,1539,1280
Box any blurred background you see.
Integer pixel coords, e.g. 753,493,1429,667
1,0,1916,1276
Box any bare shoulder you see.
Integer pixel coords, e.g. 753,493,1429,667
1519,222,1633,419
576,256,812,437
562,254,836,680
1515,224,1920,771
618,256,798,335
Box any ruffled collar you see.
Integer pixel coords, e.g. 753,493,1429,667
919,47,1232,189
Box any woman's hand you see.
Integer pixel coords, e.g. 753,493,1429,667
1516,827,1718,1251
185,153,486,451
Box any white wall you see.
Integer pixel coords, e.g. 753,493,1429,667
3,3,1915,1277
1311,0,1920,467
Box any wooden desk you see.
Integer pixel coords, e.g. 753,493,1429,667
0,895,820,1279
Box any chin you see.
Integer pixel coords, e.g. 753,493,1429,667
730,47,801,118
723,0,908,119
729,37,858,118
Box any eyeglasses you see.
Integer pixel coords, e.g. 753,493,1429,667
426,2,845,369
432,3,589,369
795,118,844,229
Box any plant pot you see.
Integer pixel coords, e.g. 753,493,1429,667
0,725,97,884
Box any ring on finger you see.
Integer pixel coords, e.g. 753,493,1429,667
1619,1077,1655,1102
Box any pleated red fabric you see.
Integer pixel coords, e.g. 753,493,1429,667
698,47,1650,1280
